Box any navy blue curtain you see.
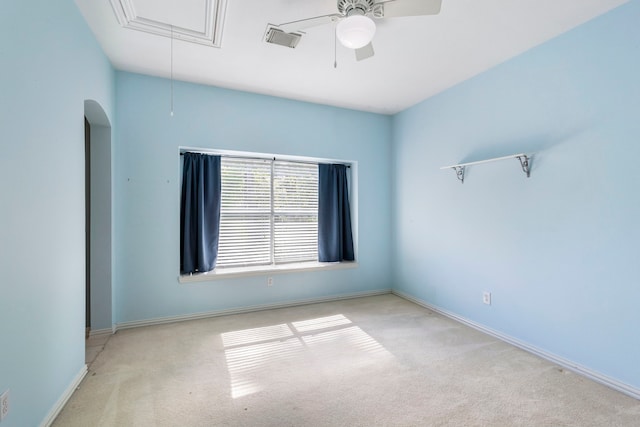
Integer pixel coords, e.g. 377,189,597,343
318,164,354,262
180,153,221,274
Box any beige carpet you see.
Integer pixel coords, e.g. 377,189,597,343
54,294,640,426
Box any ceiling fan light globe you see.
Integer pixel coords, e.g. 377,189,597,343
336,15,376,49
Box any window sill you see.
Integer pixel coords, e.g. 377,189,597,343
178,261,358,283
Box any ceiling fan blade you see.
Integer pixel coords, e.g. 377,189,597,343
355,43,375,61
277,14,342,33
376,0,442,18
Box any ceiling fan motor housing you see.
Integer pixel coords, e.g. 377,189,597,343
338,0,375,16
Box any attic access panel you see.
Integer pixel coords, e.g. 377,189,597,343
109,0,227,47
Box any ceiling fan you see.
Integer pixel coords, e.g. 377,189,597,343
270,0,442,61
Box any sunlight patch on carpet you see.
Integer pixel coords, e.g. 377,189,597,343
222,314,393,398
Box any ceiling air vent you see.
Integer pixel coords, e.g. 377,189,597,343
265,26,302,48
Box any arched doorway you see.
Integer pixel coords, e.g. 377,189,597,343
84,100,113,347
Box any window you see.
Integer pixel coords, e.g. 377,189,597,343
216,157,319,268
179,149,358,281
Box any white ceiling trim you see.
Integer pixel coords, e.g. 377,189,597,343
108,0,228,47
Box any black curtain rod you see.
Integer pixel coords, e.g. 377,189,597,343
180,151,350,168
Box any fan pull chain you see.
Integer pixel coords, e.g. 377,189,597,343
170,25,174,117
334,25,338,69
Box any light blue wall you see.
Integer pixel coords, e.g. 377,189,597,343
114,72,392,324
0,1,114,426
392,1,640,390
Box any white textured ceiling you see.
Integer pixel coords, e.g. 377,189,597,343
75,0,627,114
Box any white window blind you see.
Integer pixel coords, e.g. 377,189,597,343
217,158,271,267
274,161,318,264
217,157,318,268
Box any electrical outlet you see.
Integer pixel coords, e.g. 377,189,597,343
483,292,491,305
267,277,273,287
0,390,9,421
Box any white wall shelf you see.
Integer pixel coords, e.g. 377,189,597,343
441,153,531,183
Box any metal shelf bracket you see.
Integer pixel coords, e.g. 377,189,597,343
516,155,530,178
451,166,465,183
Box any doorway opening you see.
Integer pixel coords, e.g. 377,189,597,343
84,100,113,364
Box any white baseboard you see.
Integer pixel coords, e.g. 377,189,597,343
116,289,392,331
88,328,113,338
40,364,88,427
392,289,640,401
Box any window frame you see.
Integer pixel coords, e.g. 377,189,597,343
178,147,358,283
